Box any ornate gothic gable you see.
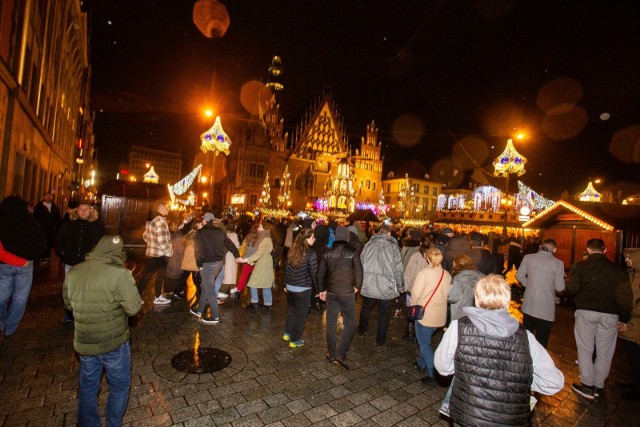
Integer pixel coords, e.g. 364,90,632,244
291,96,347,160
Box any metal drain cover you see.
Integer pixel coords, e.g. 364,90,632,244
171,348,232,374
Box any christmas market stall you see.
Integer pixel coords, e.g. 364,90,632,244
522,200,640,268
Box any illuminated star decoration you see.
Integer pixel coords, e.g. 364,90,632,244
169,164,202,196
579,181,602,202
493,139,527,177
143,166,159,184
200,116,232,155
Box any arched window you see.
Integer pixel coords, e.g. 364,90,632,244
274,178,281,188
365,179,371,190
295,175,303,190
373,182,377,191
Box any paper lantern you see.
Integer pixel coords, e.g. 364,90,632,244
193,0,230,38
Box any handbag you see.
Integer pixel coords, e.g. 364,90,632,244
406,269,445,321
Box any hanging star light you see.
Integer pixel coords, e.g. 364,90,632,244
200,116,232,155
493,139,527,177
169,164,202,196
143,166,159,184
579,182,602,202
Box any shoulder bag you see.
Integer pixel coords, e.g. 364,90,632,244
406,269,445,321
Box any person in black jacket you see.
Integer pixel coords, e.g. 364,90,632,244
192,213,240,324
32,192,62,262
55,202,106,323
0,196,46,342
317,226,363,369
283,228,317,348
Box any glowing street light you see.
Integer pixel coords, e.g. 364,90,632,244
493,138,527,234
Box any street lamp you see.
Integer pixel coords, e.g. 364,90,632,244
493,139,527,235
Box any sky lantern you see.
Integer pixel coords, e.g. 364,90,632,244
193,0,230,38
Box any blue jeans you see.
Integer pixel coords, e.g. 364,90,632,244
215,268,224,294
79,341,131,427
250,287,272,306
415,322,438,377
0,262,34,336
197,262,223,317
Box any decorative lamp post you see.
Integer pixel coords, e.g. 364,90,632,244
199,116,232,208
493,139,527,235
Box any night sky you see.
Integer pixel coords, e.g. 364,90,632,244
89,0,640,200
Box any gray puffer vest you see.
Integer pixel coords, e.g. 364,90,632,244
450,316,533,427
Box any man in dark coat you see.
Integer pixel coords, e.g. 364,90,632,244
55,201,106,323
33,192,62,262
0,196,46,343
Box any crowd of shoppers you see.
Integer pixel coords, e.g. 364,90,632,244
4,190,640,426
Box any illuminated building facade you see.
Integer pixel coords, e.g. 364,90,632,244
223,89,384,214
0,0,94,205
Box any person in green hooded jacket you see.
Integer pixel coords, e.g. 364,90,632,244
63,235,142,427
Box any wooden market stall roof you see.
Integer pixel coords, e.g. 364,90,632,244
523,200,640,231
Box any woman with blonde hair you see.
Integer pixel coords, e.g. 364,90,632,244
435,275,564,425
410,247,452,384
240,222,275,311
447,253,483,321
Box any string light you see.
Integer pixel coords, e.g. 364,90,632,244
200,116,232,155
493,139,527,177
259,172,271,207
143,166,159,184
169,165,202,196
517,181,554,211
277,165,291,209
522,200,614,231
578,182,602,202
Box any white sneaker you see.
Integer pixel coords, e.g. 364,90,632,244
230,287,238,294
218,292,229,300
153,296,171,305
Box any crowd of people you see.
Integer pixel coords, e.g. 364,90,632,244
1,192,639,426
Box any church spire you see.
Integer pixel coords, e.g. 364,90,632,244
266,54,284,92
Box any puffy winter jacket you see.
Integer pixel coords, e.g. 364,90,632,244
63,235,142,356
451,316,533,426
284,249,317,289
360,233,404,300
317,241,363,295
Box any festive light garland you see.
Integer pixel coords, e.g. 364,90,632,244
259,172,271,207
516,181,554,211
169,164,202,196
258,207,290,218
493,139,527,177
200,116,232,155
277,165,291,209
522,200,614,231
143,166,159,184
578,182,602,202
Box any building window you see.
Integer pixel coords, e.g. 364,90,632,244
295,175,303,190
365,179,371,190
274,178,281,188
373,182,376,191
249,195,257,206
433,187,438,195
415,184,420,193
387,184,391,193
424,186,429,195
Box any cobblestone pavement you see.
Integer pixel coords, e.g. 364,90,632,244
0,258,638,427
